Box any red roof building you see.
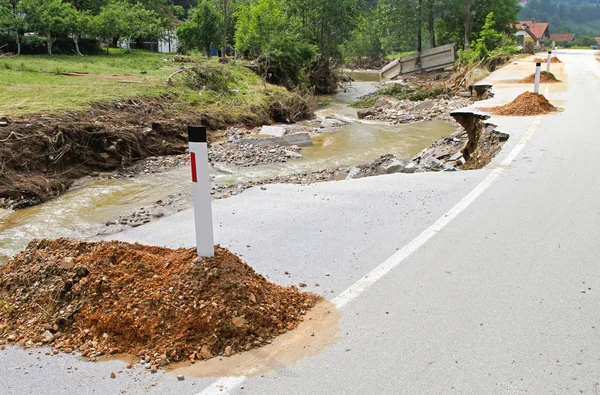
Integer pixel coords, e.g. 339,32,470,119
515,20,551,47
550,33,575,42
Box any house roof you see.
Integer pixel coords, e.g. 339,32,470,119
516,21,549,40
550,33,575,42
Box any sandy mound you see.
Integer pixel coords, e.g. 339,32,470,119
0,239,319,368
518,71,560,83
483,92,558,116
533,57,561,63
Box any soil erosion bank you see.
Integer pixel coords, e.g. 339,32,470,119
0,91,313,210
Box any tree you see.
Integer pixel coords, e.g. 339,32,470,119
0,0,27,55
21,0,73,55
472,12,502,58
176,0,221,56
120,2,162,53
65,7,91,56
92,1,125,54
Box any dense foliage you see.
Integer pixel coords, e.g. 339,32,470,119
1,0,523,88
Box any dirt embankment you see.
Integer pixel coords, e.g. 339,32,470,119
0,239,319,368
0,94,313,209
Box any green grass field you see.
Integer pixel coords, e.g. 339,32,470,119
0,49,268,116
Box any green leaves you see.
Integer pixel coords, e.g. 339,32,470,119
176,0,221,55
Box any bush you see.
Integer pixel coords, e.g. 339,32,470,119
0,35,101,55
257,37,317,90
180,65,233,94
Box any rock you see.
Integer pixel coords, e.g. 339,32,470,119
374,98,390,108
449,152,463,161
379,159,405,174
41,330,54,343
199,345,212,360
224,346,233,357
110,372,116,379
414,100,435,111
177,375,185,381
150,366,158,373
231,317,247,328
320,118,346,128
402,162,419,174
424,157,444,171
260,125,287,137
105,146,117,153
59,257,75,270
345,167,360,180
283,150,302,159
357,109,377,119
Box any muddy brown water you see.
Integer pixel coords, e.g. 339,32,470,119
0,76,455,262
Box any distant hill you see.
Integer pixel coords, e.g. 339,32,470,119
519,0,600,35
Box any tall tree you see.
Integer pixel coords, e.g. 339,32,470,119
65,7,91,56
176,0,220,56
464,0,473,49
119,2,163,53
0,0,27,55
92,0,125,54
21,0,73,55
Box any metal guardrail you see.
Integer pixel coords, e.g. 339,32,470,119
381,44,457,80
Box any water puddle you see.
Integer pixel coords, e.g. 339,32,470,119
166,300,340,378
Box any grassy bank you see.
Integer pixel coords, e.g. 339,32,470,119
0,50,314,208
0,49,302,118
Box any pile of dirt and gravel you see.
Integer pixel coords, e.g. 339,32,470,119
533,57,561,63
519,71,560,83
483,92,558,116
0,239,319,368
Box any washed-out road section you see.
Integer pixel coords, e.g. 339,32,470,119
1,50,598,394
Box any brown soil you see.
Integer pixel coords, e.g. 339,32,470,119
533,57,561,63
484,92,558,116
518,71,561,83
0,239,319,367
0,94,313,209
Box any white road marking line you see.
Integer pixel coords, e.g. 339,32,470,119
195,113,544,394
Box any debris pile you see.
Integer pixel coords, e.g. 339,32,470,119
484,92,557,116
519,71,560,84
0,239,319,368
533,57,561,63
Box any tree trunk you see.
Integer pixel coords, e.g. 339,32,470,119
428,0,436,48
16,33,20,55
73,36,83,56
417,0,423,53
47,32,52,55
464,0,473,50
205,44,211,58
127,36,132,53
221,0,227,62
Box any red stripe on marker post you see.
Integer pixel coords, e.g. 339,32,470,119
190,152,198,183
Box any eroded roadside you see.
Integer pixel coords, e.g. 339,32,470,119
0,69,511,262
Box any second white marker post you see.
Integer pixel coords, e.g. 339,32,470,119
188,126,215,257
546,51,552,72
534,62,541,93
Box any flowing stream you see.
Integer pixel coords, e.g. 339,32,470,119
0,72,455,262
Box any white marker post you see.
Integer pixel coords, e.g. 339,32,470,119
534,62,541,93
546,51,552,72
188,126,215,257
